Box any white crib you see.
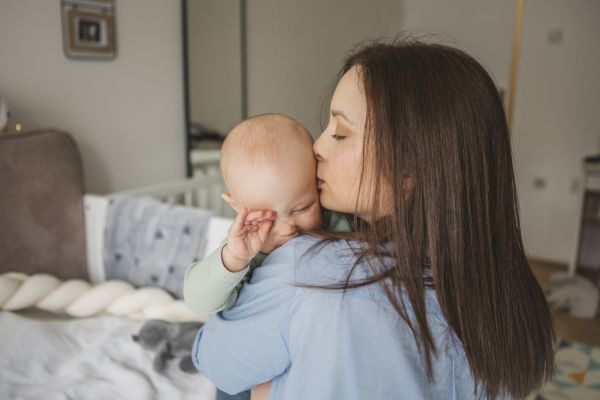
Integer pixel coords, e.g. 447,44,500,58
83,175,234,284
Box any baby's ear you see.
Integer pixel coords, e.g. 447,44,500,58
220,192,239,212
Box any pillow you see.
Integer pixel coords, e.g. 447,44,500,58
2,273,60,311
106,287,173,317
36,279,91,313
0,274,24,307
66,280,134,318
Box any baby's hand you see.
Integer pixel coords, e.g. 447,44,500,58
221,207,276,272
250,381,272,400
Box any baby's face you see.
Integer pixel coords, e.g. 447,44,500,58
228,152,321,253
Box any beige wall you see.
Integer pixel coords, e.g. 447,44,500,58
245,0,513,136
188,0,242,134
0,0,185,193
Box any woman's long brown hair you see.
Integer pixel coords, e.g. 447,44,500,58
311,37,556,399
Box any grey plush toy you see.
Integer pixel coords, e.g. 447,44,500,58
132,319,204,374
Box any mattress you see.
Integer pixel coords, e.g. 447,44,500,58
0,309,216,400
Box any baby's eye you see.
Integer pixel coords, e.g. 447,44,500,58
291,203,313,214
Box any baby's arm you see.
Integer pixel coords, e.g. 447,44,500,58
251,382,272,400
183,242,248,314
183,208,275,314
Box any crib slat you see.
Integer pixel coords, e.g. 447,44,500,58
184,191,193,207
108,162,228,216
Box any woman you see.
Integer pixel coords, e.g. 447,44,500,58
192,38,556,399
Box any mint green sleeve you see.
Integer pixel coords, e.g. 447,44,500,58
183,240,250,314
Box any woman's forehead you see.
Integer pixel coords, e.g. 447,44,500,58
331,67,367,130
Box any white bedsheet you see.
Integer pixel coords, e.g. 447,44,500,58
0,310,216,400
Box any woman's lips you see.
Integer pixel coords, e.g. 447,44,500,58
317,178,325,188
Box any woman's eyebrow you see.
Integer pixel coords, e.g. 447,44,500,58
331,109,356,128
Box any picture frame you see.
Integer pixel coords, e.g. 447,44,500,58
61,0,117,60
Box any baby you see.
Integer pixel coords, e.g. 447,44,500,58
183,113,349,400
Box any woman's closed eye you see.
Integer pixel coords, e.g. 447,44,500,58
332,133,346,141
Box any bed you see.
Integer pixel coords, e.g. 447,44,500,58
0,130,230,399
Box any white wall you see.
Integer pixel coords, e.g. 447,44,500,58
245,0,513,136
0,0,185,193
512,0,600,265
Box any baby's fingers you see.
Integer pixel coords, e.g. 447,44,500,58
256,220,273,244
231,207,249,234
245,224,259,232
245,210,277,226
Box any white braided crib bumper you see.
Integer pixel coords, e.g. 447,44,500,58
1,272,204,322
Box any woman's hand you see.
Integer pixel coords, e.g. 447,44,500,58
221,207,276,272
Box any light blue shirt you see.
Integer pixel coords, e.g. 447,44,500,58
192,236,483,399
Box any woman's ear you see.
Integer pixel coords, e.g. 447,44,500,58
220,192,239,212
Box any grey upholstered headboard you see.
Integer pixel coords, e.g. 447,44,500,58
0,130,88,280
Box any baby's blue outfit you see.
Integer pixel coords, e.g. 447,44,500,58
192,236,483,399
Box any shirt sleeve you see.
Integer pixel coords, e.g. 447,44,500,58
190,242,296,395
183,240,250,314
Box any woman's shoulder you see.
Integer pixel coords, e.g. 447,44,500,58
285,235,359,283
286,236,448,321
264,235,356,269
266,236,448,321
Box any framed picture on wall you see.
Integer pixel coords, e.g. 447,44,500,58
61,0,117,60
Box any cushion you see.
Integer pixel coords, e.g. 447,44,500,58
2,273,60,311
0,130,88,280
141,300,208,323
36,279,91,313
65,280,134,317
0,274,23,307
106,287,173,316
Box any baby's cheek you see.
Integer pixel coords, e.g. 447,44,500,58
313,208,323,228
303,208,322,230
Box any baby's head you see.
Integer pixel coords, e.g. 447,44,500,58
220,113,321,252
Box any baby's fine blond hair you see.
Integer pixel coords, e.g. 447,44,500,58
220,113,314,186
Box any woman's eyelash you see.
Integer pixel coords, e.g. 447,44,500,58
332,134,346,141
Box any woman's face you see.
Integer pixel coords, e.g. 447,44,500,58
314,66,370,217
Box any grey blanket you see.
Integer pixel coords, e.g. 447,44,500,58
103,196,213,298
